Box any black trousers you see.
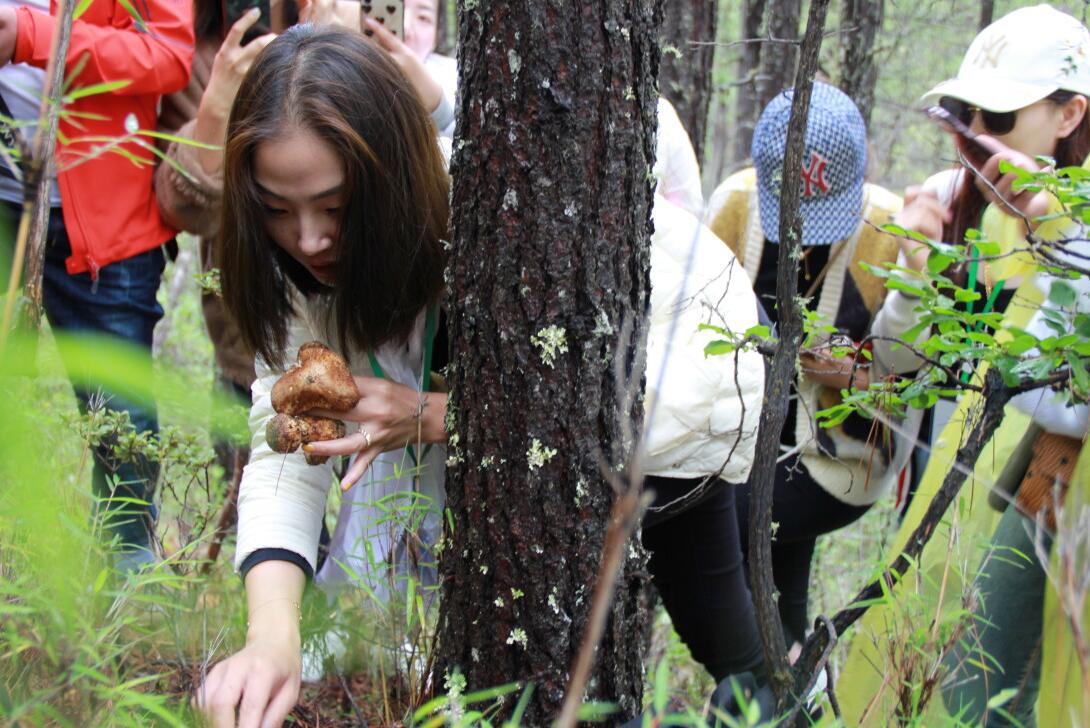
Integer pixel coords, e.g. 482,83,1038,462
736,457,870,645
641,475,765,683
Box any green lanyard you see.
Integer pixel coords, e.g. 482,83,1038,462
965,245,1006,320
366,306,437,468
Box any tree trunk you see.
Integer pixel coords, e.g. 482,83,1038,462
435,1,659,723
658,0,718,163
754,0,801,127
733,0,765,163
838,0,883,129
745,0,831,708
979,0,994,30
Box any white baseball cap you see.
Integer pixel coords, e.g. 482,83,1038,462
921,4,1090,112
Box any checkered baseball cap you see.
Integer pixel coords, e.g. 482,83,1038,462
751,82,866,246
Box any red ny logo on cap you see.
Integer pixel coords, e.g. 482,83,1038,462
801,151,830,197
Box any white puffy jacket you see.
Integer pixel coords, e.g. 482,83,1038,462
642,198,765,482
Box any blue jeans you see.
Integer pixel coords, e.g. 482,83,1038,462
5,202,166,558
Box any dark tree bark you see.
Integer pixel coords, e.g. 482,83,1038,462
744,0,831,708
979,0,994,30
435,1,659,723
658,0,718,163
733,0,765,163
754,0,802,127
838,0,884,129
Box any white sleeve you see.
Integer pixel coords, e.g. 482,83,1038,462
1010,387,1088,439
1009,235,1090,439
870,256,930,378
425,53,458,140
233,321,337,574
654,98,704,219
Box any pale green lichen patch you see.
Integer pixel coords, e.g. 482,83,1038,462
506,627,528,649
527,439,557,470
531,325,568,367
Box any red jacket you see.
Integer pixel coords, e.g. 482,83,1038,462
13,0,193,276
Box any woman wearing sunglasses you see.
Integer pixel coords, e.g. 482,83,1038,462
872,4,1090,448
846,5,1090,724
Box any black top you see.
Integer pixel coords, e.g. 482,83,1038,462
754,242,831,447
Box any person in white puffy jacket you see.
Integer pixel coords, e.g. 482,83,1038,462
626,196,771,722
653,97,704,218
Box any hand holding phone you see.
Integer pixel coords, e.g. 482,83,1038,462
924,105,1002,168
223,0,271,45
361,0,403,39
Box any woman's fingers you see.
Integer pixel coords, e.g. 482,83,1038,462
362,16,443,110
237,676,274,728
302,429,376,458
902,184,923,206
260,682,300,728
340,448,380,492
300,0,328,23
225,7,262,47
362,14,399,47
243,33,277,58
301,0,356,27
202,666,245,728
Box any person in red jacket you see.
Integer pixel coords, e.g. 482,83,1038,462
0,0,192,570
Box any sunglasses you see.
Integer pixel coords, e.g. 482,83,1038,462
938,96,1018,136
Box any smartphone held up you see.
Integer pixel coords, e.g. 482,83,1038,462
224,0,271,43
361,0,403,39
924,105,998,168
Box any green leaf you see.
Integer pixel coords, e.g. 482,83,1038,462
575,702,621,721
92,567,109,594
704,340,737,357
886,278,928,298
116,0,149,31
1049,280,1077,308
1075,314,1090,339
652,657,670,713
744,324,770,339
64,79,132,103
72,0,95,18
953,287,982,303
503,684,535,727
987,688,1019,710
1006,335,1039,356
1072,357,1090,394
135,129,221,150
1012,357,1057,381
926,252,954,275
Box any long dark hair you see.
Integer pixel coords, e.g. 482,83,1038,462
218,25,449,368
945,90,1090,246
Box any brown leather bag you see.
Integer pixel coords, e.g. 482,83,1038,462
1015,430,1083,531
